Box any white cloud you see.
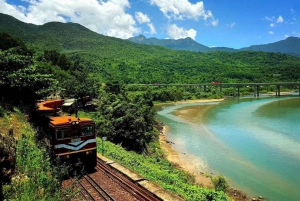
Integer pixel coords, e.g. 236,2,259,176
270,23,275,27
0,0,139,39
135,11,156,34
167,24,196,40
269,31,274,35
226,22,236,28
265,16,275,21
150,0,218,26
285,34,289,38
291,9,295,14
211,18,219,27
147,23,157,34
135,12,150,24
277,15,284,23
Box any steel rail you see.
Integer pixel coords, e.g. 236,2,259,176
70,176,95,201
96,158,162,201
83,174,115,201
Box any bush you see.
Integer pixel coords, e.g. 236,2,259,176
2,109,76,201
97,138,230,201
0,105,5,117
212,175,229,192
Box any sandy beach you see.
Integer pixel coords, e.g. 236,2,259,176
158,98,250,201
157,99,224,188
159,125,214,188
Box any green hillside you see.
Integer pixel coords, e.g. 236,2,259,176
1,13,300,84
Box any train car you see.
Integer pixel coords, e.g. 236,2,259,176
31,99,97,170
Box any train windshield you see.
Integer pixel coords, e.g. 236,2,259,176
82,125,94,136
56,129,70,140
72,125,79,137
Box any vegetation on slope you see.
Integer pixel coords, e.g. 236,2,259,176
96,138,230,201
1,107,76,201
1,13,300,85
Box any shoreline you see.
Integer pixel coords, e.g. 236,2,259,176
159,125,214,188
158,98,250,201
155,98,225,107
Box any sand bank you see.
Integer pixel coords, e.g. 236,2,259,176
159,125,214,188
158,99,225,188
158,98,250,200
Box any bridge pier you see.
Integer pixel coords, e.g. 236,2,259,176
276,85,280,96
233,86,236,97
256,85,260,97
237,86,240,97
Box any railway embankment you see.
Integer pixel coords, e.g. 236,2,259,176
98,153,185,201
0,107,76,200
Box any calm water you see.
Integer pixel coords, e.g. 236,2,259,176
156,96,300,201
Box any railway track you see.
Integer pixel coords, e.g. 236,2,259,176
69,157,162,201
96,158,162,201
70,174,115,201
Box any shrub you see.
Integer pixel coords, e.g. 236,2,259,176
212,175,229,192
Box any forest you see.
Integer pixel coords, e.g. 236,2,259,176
1,25,300,200
2,30,300,151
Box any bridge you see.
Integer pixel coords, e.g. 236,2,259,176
131,82,300,97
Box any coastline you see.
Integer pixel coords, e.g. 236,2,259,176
157,99,223,188
159,125,214,188
158,98,250,201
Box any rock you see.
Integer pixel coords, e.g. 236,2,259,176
252,198,257,201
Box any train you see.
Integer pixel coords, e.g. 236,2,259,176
30,99,97,170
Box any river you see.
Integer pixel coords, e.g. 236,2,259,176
156,95,300,201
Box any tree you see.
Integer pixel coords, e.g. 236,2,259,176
96,81,157,153
0,34,55,106
212,175,229,192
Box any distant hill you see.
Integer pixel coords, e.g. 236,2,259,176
1,13,300,84
128,34,211,52
128,34,300,57
241,37,300,57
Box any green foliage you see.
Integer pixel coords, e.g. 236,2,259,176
2,108,75,201
0,105,5,117
37,49,100,98
0,32,34,55
212,175,229,192
0,34,57,106
96,81,157,153
2,15,300,86
97,138,230,201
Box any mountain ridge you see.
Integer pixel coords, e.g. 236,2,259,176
1,12,300,85
128,34,300,57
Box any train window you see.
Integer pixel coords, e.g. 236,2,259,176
56,129,70,140
82,126,93,136
73,125,79,137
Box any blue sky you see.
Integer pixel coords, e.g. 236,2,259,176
0,0,299,48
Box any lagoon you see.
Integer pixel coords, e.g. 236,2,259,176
157,95,300,201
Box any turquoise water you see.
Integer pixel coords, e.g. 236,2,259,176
157,96,300,201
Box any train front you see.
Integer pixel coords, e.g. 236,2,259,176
49,116,97,170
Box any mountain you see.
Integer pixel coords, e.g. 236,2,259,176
128,34,300,57
241,37,300,57
128,34,237,52
1,13,300,84
128,34,211,52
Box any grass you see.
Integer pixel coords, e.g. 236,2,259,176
97,137,231,201
1,107,77,201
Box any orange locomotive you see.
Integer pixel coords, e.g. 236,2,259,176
31,99,97,169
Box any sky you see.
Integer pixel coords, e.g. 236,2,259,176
0,0,299,49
